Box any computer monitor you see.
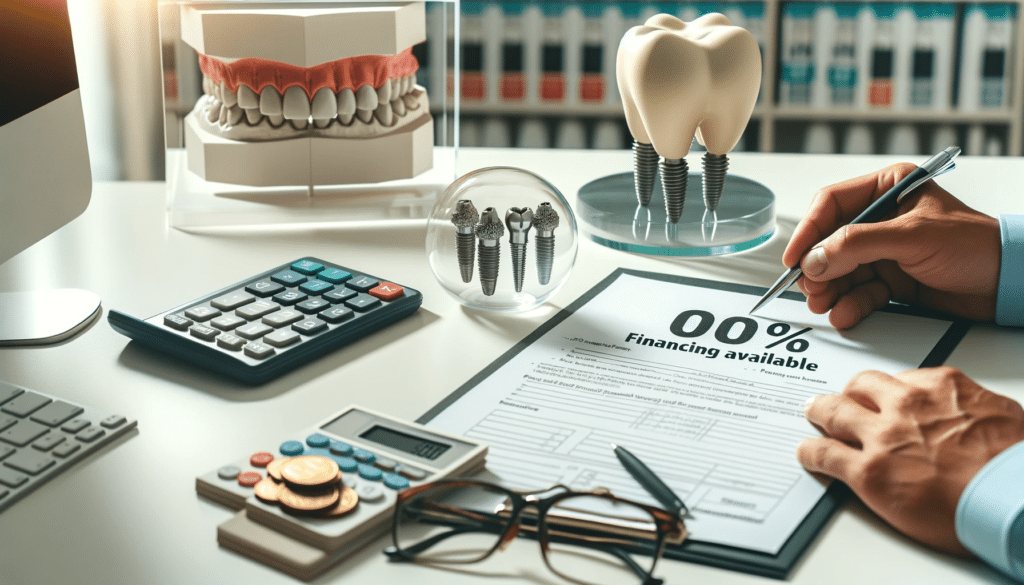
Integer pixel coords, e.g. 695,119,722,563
0,0,100,345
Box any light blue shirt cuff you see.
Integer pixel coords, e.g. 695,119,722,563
997,215,1024,327
956,440,1024,581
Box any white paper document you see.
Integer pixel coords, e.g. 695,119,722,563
426,272,961,554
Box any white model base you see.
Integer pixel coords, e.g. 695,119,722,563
0,289,101,346
184,111,434,187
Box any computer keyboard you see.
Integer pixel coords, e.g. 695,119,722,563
0,380,137,513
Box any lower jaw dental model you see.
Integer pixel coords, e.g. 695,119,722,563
180,3,434,189
616,13,761,231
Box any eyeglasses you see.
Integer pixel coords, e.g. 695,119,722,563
384,479,687,585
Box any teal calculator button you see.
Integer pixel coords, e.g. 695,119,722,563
318,268,352,284
280,440,304,456
334,456,358,472
353,449,376,464
329,440,353,456
291,260,324,275
383,473,410,490
306,434,330,448
358,464,383,481
299,280,334,295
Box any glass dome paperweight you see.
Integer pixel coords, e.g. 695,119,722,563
426,167,578,312
577,172,775,256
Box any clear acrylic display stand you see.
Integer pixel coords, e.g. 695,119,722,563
576,172,776,256
159,0,461,230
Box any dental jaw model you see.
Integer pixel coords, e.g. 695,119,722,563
180,2,433,188
617,13,760,225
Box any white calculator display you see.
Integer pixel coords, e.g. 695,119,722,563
195,405,488,580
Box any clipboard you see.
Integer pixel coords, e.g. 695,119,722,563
418,268,973,579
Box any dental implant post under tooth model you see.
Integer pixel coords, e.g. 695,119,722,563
475,208,504,296
532,202,560,286
450,199,479,283
702,152,728,215
505,207,534,293
660,158,688,223
632,141,659,207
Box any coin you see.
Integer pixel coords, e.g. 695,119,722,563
278,484,339,513
266,457,290,482
253,477,282,503
317,486,359,517
281,455,339,487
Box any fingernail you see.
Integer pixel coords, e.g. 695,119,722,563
803,247,828,277
804,396,816,413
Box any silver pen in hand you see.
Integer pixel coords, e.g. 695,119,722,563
749,146,961,315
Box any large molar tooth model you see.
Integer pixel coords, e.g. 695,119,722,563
181,3,432,188
617,13,761,223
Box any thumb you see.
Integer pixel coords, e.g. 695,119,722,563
800,221,915,281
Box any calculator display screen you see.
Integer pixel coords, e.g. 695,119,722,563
359,425,450,460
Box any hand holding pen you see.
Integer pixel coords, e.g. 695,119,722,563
752,149,1002,329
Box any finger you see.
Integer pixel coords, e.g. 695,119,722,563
804,265,878,314
805,393,877,446
828,279,893,330
796,437,864,483
843,370,904,412
782,163,918,269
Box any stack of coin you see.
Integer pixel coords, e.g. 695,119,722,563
252,454,359,518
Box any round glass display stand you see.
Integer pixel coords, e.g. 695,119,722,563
426,167,579,313
577,172,775,256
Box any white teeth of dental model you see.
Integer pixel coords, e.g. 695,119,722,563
310,87,336,126
375,102,394,127
237,84,258,109
244,108,262,126
401,92,419,111
283,86,310,123
337,88,356,125
220,82,237,108
355,84,378,123
259,87,283,116
376,78,392,104
391,97,406,117
617,13,760,222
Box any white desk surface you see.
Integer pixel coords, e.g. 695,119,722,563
1,148,1022,585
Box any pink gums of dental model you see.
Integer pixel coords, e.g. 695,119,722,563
197,47,419,98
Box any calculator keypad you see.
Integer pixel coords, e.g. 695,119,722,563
155,260,411,366
112,258,421,383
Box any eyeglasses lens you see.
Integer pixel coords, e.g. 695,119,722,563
394,482,515,563
543,494,662,585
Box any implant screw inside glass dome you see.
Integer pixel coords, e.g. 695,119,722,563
531,202,559,286
474,208,504,296
450,199,479,283
505,206,534,293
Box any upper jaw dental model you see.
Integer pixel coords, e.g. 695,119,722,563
616,13,761,225
180,2,433,188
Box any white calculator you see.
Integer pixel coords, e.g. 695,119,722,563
195,405,488,580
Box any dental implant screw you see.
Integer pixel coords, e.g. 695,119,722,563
505,206,534,293
702,152,729,213
660,158,688,223
633,141,659,207
475,208,504,296
532,203,560,286
450,199,479,283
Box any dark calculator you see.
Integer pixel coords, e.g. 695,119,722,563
108,258,422,384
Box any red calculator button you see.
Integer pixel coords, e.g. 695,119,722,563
249,452,274,467
237,471,262,487
369,283,404,301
